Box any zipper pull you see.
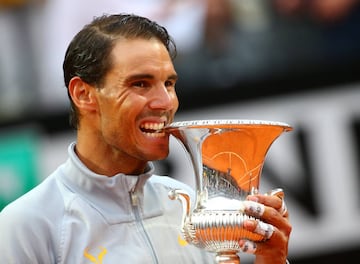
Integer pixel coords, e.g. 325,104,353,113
130,191,138,206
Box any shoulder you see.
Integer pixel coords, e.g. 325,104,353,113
0,174,61,229
0,173,64,261
0,195,53,261
0,172,64,240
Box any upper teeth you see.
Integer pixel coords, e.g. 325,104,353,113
141,122,165,131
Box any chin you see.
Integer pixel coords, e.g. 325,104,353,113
147,150,169,161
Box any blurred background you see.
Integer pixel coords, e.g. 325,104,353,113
1,0,360,263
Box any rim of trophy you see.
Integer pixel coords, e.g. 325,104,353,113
166,119,292,130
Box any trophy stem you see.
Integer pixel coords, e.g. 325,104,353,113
215,251,240,264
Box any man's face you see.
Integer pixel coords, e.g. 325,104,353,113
94,38,179,163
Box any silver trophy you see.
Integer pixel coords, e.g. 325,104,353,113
166,119,292,264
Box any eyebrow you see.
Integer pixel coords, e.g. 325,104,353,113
125,73,178,83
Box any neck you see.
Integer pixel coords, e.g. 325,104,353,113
75,136,148,176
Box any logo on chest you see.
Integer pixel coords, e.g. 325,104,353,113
84,247,108,264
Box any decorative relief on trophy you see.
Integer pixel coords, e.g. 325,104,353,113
166,119,292,264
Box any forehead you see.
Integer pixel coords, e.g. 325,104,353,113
109,38,175,73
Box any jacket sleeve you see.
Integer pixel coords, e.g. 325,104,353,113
0,202,55,263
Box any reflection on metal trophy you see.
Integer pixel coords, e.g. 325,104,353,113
166,119,292,264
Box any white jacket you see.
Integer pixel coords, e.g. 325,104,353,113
0,143,214,263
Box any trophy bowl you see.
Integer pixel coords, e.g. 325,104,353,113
166,119,292,263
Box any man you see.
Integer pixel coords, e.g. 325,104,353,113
0,14,291,263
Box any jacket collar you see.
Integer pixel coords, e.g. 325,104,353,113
58,142,162,224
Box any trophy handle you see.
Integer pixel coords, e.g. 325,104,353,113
168,189,195,242
168,189,191,219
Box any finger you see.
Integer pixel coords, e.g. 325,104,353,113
242,200,290,232
280,199,288,217
254,220,274,240
246,195,282,213
266,188,288,217
243,219,274,241
246,190,289,219
239,238,289,264
242,200,265,218
265,188,284,199
242,220,290,262
244,221,289,261
239,239,257,254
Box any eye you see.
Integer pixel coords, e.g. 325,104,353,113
132,81,149,88
165,80,176,88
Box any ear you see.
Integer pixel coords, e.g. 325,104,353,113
68,76,98,112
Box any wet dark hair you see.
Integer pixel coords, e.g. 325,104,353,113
63,13,177,129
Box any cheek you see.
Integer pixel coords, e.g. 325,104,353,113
120,95,147,120
100,91,138,117
171,93,179,112
106,97,146,138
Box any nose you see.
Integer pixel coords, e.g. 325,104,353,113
148,84,178,110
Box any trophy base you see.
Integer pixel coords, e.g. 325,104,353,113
185,210,264,252
215,251,240,264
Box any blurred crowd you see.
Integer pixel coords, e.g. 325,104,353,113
1,0,360,119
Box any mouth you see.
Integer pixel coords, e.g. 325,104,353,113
140,122,166,137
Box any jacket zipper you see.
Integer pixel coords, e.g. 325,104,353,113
130,190,159,264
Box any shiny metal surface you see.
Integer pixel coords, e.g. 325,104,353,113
167,119,292,263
